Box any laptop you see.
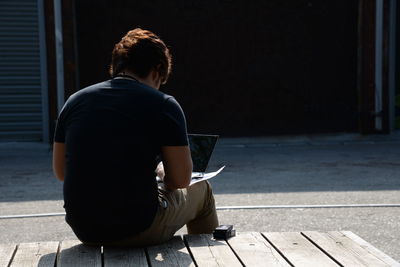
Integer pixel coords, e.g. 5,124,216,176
188,134,219,177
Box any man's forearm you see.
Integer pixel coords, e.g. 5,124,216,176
53,142,66,181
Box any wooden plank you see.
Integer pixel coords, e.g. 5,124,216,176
9,242,59,267
227,232,290,266
103,246,148,267
0,243,17,267
341,231,400,267
184,234,242,267
58,240,102,267
147,236,195,267
302,231,389,266
263,232,338,267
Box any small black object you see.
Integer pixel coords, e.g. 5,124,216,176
213,225,236,240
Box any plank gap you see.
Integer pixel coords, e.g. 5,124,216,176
300,232,344,267
144,247,152,267
6,244,18,267
182,235,199,267
260,233,295,267
54,242,61,267
101,246,104,267
224,237,246,267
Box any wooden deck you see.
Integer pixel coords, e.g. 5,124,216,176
1,231,399,266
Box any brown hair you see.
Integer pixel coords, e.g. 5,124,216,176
109,28,172,84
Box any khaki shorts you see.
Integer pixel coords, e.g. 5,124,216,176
86,181,219,247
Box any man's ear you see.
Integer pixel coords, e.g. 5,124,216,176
146,69,161,89
151,68,160,80
155,64,168,85
153,66,165,87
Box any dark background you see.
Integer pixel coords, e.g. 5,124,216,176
396,1,400,128
74,0,359,136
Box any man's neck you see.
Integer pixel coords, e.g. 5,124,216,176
117,70,160,90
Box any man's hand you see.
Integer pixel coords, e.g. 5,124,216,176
155,161,165,180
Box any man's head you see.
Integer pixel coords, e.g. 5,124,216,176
109,28,172,86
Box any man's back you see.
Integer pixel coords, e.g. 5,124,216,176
54,78,188,242
53,28,217,247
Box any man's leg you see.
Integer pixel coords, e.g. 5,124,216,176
162,180,219,235
184,181,219,234
106,180,218,247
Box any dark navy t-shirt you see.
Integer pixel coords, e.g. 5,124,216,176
54,78,188,243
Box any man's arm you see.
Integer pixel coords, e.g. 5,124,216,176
53,142,66,181
161,145,192,190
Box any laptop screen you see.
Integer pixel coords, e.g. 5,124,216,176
188,134,219,173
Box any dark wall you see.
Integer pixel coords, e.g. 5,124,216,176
395,1,400,129
74,0,359,136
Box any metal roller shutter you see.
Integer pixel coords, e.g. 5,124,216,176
0,0,43,141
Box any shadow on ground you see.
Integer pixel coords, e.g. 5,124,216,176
1,140,400,202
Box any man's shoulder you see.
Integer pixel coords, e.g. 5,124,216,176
72,80,111,97
65,80,106,99
65,79,176,109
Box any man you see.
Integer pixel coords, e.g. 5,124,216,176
53,28,219,246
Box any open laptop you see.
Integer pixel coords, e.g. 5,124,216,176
188,134,219,178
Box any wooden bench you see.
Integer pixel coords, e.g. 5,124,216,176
1,231,399,266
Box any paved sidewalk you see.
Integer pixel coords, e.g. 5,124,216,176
1,132,400,260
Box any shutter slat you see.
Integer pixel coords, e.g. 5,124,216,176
0,0,42,141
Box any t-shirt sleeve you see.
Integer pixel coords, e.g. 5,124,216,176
160,97,189,146
53,103,68,143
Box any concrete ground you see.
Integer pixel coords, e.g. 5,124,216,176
1,132,400,261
